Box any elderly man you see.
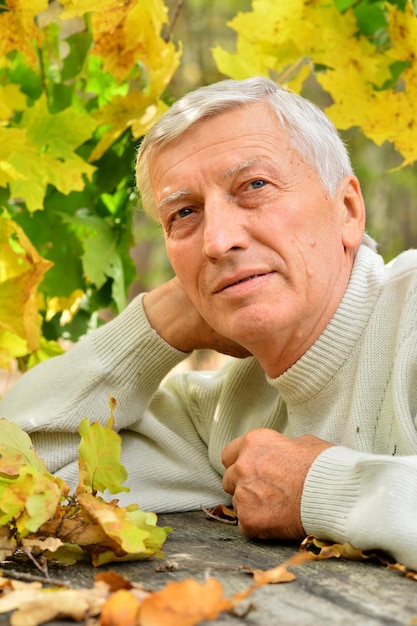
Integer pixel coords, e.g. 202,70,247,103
2,77,417,570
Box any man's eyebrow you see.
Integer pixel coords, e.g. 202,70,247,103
222,158,264,180
158,188,192,209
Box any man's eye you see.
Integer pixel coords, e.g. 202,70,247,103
175,207,194,219
249,179,266,190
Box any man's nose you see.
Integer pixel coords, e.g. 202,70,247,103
202,198,249,260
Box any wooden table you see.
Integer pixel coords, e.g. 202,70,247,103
1,510,417,625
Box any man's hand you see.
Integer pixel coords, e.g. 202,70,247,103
143,277,251,357
221,429,333,540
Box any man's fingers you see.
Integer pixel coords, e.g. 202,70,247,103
221,436,243,468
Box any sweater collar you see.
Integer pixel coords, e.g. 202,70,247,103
266,244,385,404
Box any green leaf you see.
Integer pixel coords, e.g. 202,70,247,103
22,95,97,159
61,211,128,312
353,0,387,36
77,415,129,496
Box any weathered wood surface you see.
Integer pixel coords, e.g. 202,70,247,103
2,510,417,625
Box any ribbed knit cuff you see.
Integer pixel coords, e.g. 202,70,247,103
301,445,364,542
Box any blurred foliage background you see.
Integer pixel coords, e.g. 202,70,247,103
0,0,416,389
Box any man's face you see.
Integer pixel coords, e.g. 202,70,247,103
150,101,363,375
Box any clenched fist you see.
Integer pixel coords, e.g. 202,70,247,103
221,428,333,540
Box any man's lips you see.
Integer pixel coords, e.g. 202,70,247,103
214,271,274,293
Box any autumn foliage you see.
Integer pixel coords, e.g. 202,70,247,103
0,400,171,568
1,0,416,373
213,0,417,168
0,0,180,371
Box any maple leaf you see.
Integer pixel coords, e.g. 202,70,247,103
90,92,169,162
90,0,180,84
0,0,48,66
0,128,27,188
212,0,416,167
386,0,417,64
59,0,126,18
6,96,97,212
59,212,128,313
86,0,180,160
0,218,52,366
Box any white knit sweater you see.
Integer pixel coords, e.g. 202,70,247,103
2,244,417,569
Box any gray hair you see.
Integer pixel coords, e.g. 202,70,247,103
136,76,354,220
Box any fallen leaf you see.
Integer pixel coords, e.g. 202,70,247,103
202,504,238,525
138,578,233,626
242,551,313,586
0,580,110,626
100,589,141,626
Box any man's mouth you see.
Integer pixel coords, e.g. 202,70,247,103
232,274,262,286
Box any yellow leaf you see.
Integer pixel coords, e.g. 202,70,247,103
88,0,180,83
0,128,28,188
0,0,48,66
26,336,65,370
0,329,27,370
45,289,84,324
387,0,417,63
90,94,168,162
0,84,27,122
0,218,52,356
59,0,126,18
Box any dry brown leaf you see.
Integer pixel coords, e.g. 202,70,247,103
0,580,110,626
138,577,233,626
242,550,313,586
202,504,238,525
243,564,296,585
95,571,134,592
301,536,369,561
22,536,64,553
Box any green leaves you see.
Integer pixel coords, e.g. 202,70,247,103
8,95,97,213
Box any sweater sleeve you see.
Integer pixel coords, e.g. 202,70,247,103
301,445,417,571
0,294,227,510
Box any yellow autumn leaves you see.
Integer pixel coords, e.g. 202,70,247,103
0,0,181,370
0,219,51,369
213,0,417,167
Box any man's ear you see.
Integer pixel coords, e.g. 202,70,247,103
338,175,366,250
